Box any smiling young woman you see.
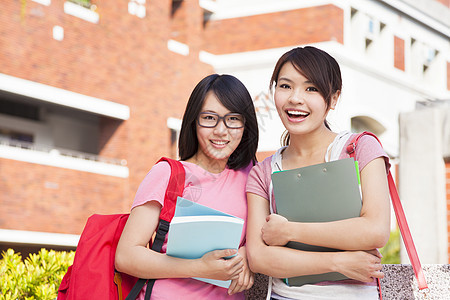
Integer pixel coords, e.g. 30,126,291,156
246,47,391,300
116,74,259,300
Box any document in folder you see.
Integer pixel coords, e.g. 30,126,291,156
271,158,362,286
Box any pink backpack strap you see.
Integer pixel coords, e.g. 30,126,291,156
347,132,428,294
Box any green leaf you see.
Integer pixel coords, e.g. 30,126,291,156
0,248,75,299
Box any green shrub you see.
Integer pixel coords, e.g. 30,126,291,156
0,248,74,300
380,229,401,264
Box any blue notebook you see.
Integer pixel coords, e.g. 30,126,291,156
166,197,244,288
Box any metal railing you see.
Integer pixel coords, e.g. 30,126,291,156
0,137,126,166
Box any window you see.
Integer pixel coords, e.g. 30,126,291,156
349,6,392,69
0,98,40,121
350,8,377,52
199,0,216,27
423,47,438,72
410,39,439,75
172,0,183,17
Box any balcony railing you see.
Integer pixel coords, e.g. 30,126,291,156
0,137,126,166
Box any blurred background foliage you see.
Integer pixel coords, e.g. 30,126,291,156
380,229,401,264
0,248,74,300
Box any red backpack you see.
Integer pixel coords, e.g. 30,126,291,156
57,157,185,300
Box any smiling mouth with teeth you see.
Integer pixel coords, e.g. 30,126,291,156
286,110,310,118
211,140,229,145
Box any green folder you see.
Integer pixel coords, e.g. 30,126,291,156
271,158,362,286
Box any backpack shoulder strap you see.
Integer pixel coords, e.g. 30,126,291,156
347,132,428,292
157,157,185,222
125,157,185,300
151,157,184,255
346,131,381,157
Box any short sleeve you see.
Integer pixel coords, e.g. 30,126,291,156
246,157,272,200
340,134,391,173
131,161,171,210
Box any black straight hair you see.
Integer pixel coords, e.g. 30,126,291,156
178,74,258,170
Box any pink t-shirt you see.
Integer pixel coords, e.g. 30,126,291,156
132,160,252,300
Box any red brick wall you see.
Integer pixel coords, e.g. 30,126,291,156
203,5,344,54
0,0,212,236
394,36,405,71
171,0,188,44
0,158,128,234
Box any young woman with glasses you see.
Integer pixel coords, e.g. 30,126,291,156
115,74,259,299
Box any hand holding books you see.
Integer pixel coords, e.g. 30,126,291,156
166,197,245,288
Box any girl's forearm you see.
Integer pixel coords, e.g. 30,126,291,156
285,158,390,250
248,243,383,282
287,217,390,250
248,243,336,278
115,245,201,279
116,245,244,282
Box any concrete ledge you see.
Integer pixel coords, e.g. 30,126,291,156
245,273,268,299
245,264,450,299
380,264,450,300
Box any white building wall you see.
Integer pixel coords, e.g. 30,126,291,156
400,108,449,264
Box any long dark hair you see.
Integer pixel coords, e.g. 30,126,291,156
270,46,342,146
178,74,258,169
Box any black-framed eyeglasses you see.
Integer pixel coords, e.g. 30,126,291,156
197,112,245,129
